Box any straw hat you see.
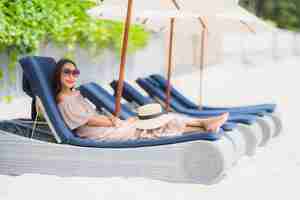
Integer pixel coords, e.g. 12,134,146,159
134,103,172,130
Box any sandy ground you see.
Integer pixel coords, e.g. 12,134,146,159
0,57,299,199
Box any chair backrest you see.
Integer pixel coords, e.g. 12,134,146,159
150,74,199,109
136,78,189,112
19,56,74,143
110,80,153,106
79,82,136,120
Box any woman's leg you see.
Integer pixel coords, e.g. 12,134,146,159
186,112,229,132
184,126,207,133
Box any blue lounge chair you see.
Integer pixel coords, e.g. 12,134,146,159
110,80,268,155
11,55,236,184
136,78,277,148
150,74,277,113
20,56,226,145
148,74,282,138
136,78,259,123
79,82,221,141
110,80,237,131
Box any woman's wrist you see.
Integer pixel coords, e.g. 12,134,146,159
108,116,116,126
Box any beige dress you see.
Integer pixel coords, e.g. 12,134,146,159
58,91,192,141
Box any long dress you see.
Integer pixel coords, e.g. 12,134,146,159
57,91,194,141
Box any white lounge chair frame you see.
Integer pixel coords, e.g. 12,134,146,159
0,97,238,184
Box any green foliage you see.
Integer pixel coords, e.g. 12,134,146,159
37,111,45,122
0,68,3,80
240,0,300,31
108,21,150,55
2,95,13,103
0,0,150,99
265,0,298,31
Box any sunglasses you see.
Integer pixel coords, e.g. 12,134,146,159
62,68,80,77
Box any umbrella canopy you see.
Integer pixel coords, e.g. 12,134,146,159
97,0,238,14
88,1,206,114
160,0,273,108
166,0,271,32
88,1,269,113
89,1,267,35
88,6,205,21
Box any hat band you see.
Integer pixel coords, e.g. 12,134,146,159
138,112,163,120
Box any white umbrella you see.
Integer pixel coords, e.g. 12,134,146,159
163,0,272,108
88,6,204,21
88,2,206,114
88,1,265,113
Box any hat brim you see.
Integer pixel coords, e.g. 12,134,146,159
134,114,173,130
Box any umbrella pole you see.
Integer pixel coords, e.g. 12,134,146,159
114,0,133,117
198,17,207,110
171,0,207,110
166,18,175,112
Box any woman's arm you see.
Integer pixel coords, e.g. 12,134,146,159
86,115,116,127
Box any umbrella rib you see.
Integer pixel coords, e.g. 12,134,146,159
240,20,256,34
171,0,181,10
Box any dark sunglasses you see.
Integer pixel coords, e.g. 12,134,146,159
62,68,80,77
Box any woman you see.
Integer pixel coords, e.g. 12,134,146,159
54,58,229,141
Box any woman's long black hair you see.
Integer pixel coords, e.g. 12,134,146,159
52,58,78,102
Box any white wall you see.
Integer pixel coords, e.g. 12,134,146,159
0,29,299,100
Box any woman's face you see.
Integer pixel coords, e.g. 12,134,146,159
60,63,80,90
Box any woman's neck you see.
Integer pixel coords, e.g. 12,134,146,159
61,86,73,94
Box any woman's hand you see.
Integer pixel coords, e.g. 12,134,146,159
87,115,119,127
108,116,123,127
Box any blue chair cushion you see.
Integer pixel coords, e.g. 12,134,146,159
136,78,257,125
20,56,74,143
19,56,223,147
79,82,136,120
69,129,223,148
110,80,237,131
110,80,153,105
79,82,224,142
144,77,267,116
150,74,276,113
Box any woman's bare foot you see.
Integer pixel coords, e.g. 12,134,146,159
205,112,229,132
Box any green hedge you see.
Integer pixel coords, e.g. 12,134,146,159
0,0,150,102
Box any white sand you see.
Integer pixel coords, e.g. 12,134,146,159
0,57,299,199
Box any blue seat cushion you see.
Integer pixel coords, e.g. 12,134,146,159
68,129,223,148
